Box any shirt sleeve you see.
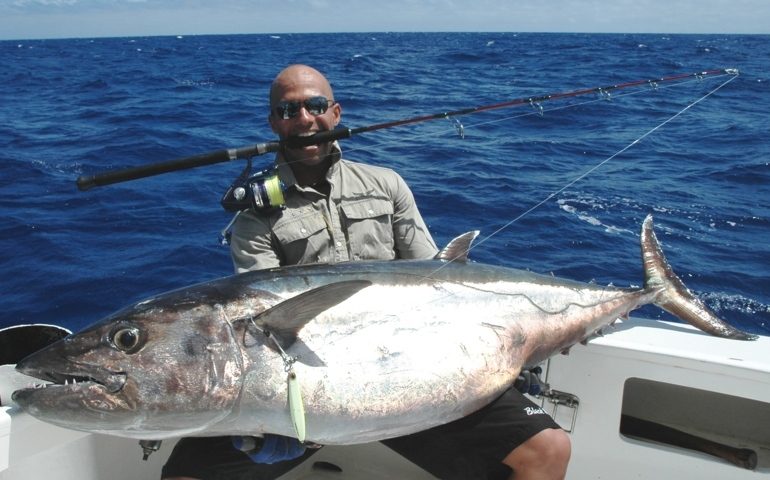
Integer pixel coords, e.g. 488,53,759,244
229,210,282,273
390,173,439,260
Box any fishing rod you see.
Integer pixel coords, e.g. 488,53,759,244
75,68,738,192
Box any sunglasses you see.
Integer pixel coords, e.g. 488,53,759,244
272,96,335,120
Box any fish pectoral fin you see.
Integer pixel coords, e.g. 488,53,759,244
256,280,372,347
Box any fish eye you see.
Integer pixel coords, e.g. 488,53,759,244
110,327,144,353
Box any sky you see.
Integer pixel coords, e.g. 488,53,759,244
0,0,768,40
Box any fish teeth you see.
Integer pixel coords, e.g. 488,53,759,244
26,382,54,389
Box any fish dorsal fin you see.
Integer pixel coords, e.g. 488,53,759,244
434,231,479,263
255,280,372,348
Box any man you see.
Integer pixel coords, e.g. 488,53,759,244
163,64,570,480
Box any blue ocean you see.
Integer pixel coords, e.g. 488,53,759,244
1,32,768,337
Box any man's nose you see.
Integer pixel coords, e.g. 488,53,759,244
292,106,315,125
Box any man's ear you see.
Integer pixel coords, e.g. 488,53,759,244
332,103,342,127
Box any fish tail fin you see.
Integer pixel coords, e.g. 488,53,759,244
641,215,757,341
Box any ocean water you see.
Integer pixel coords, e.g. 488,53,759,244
1,32,768,337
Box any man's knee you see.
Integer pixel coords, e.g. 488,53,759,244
503,428,571,476
532,428,571,464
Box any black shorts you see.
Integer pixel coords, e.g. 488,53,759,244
162,388,560,480
383,388,561,479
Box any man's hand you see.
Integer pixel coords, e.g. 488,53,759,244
514,366,546,396
232,434,307,464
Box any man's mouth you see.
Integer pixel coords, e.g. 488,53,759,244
285,132,322,149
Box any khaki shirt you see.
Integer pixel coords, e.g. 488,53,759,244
229,147,438,273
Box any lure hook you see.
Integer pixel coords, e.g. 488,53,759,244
529,98,544,116
597,88,612,101
445,115,465,139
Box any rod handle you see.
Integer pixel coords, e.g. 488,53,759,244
76,142,280,191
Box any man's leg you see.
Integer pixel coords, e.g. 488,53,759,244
502,428,571,480
161,436,317,480
383,389,569,480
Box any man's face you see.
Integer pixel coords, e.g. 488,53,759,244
269,68,341,167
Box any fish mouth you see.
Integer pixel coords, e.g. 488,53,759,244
13,361,127,397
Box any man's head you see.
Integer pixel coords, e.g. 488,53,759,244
269,65,341,169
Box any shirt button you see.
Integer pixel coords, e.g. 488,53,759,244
367,209,374,215
335,241,342,247
300,228,307,234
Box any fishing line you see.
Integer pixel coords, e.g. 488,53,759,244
335,72,731,160
241,71,739,276
269,71,738,259
231,71,734,172
75,69,736,191
437,70,741,267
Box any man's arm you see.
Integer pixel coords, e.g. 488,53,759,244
229,210,282,273
390,173,439,260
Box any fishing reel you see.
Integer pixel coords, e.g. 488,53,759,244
220,159,287,213
219,159,288,245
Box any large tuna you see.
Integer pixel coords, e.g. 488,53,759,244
12,215,755,443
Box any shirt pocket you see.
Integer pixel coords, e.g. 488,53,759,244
340,198,395,260
272,212,330,265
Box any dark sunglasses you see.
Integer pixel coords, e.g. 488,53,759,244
272,96,335,120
